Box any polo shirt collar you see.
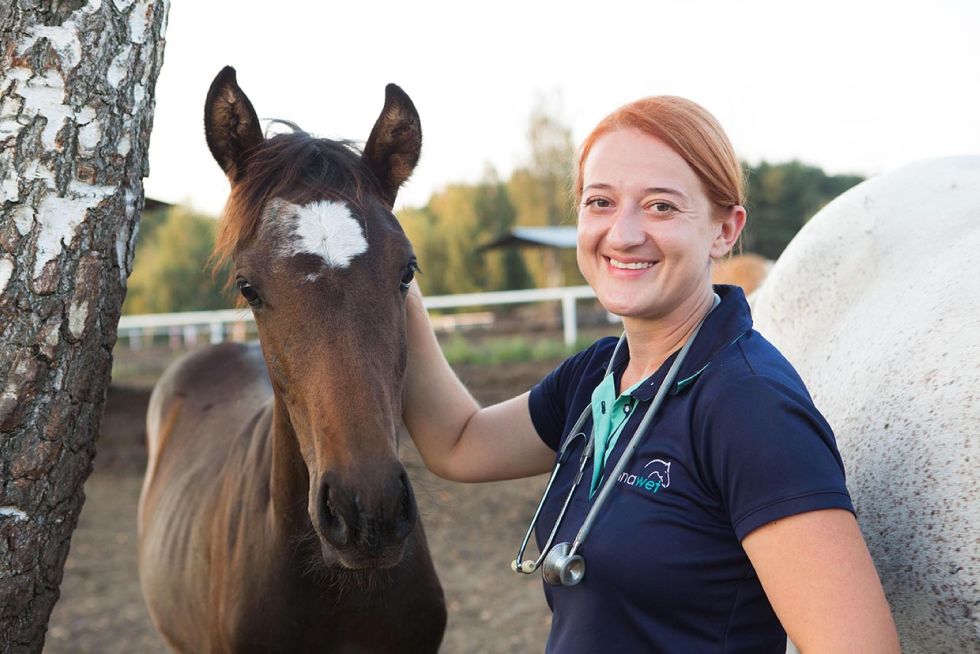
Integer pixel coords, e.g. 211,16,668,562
610,284,754,401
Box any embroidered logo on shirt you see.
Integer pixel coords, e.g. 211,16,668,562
617,459,672,494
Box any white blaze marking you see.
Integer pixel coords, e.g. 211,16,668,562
279,200,368,269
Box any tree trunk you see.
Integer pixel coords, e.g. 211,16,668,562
0,1,169,650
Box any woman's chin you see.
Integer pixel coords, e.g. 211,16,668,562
601,300,656,320
599,292,679,323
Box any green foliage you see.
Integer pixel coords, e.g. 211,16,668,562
742,161,864,259
123,206,232,314
510,103,582,287
400,103,584,295
400,205,452,295
401,169,536,296
473,171,535,291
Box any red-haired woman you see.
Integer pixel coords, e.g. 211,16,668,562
403,97,899,652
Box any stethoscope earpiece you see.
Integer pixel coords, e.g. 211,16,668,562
511,559,537,574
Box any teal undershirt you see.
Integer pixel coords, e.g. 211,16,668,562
589,373,644,497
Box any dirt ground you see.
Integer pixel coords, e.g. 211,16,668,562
43,349,568,653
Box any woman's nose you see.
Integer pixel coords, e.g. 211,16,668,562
606,207,647,249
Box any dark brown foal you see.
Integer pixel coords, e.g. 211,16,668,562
138,67,445,653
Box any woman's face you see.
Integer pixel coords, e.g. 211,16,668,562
576,128,742,323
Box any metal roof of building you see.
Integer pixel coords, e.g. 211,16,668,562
479,226,577,251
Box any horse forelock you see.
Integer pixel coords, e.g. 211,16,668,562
212,130,382,281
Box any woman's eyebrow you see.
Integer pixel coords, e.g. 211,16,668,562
583,182,689,201
644,186,689,201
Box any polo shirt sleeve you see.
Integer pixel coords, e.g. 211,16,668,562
695,374,855,541
528,341,609,451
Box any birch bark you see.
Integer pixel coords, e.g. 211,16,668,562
0,1,169,650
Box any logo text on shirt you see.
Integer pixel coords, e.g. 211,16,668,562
617,459,671,494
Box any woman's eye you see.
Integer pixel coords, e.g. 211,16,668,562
584,197,612,209
400,260,420,291
650,202,676,213
236,279,261,306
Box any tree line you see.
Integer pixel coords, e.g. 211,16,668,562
124,113,864,315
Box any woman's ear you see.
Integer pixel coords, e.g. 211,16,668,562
710,205,746,259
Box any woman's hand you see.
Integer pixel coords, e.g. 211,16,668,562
401,282,555,482
742,509,900,653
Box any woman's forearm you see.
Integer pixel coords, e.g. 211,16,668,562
401,285,481,478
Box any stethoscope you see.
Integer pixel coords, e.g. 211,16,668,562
512,293,720,587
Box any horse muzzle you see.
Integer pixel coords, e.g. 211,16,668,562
314,465,418,569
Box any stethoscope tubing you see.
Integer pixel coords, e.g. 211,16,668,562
513,293,720,580
512,337,626,574
569,292,719,555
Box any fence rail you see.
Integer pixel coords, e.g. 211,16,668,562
117,286,599,349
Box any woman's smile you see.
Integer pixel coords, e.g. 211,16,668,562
606,256,659,271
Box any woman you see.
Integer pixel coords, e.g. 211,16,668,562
402,97,899,652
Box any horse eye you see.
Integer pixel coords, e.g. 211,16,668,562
237,279,262,306
400,260,420,292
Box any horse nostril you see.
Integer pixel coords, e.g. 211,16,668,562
395,469,417,541
318,479,350,547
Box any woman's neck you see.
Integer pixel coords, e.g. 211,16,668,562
619,286,716,391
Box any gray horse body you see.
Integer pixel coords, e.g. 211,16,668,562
753,157,980,652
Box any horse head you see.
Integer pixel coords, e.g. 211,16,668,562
204,66,422,570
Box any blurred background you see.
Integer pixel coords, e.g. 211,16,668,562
45,1,980,651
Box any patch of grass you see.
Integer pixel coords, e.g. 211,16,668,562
441,333,487,365
440,333,610,366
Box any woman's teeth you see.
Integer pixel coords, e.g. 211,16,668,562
609,258,655,270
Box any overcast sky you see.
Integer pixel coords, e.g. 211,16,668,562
143,0,980,215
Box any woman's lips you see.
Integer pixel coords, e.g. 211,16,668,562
604,256,659,274
608,257,655,269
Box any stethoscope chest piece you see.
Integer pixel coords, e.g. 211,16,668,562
542,542,585,586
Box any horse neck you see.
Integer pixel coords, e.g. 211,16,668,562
269,394,312,537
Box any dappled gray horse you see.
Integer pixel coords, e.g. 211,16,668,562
752,157,979,652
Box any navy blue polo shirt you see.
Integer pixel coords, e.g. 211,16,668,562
528,285,854,653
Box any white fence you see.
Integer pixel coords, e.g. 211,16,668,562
117,286,599,350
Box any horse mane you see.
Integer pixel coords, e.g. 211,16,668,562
212,127,382,275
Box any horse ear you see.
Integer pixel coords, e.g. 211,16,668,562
363,84,422,208
204,66,264,182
